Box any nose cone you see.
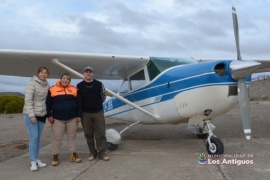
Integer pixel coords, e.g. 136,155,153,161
229,60,261,80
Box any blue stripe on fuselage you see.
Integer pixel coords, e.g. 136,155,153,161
104,60,249,114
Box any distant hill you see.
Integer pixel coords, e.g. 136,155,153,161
0,79,268,101
0,92,24,97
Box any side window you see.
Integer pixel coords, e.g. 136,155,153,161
119,78,129,94
130,69,146,91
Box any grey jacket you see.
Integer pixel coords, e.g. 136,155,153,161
23,75,50,118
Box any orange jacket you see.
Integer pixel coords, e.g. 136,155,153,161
50,81,77,97
46,81,80,120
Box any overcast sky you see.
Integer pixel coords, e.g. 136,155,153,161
0,0,270,93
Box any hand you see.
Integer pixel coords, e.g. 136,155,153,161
30,117,36,124
76,117,81,123
48,116,54,124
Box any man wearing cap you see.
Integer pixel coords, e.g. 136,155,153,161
77,66,109,161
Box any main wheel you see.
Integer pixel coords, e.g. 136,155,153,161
107,142,118,151
206,137,224,155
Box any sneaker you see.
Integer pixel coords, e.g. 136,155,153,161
30,161,38,171
101,155,110,161
51,154,59,166
36,159,47,168
70,152,82,163
88,154,96,161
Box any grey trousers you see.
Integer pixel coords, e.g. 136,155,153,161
81,111,107,158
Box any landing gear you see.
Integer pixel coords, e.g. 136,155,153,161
107,142,118,151
203,120,224,155
206,136,224,155
197,133,208,139
197,124,209,139
106,129,121,151
187,118,225,155
106,121,141,151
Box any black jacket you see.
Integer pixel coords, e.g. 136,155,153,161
77,79,106,113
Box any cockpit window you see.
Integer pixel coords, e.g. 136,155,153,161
130,69,145,91
118,69,146,94
119,78,129,94
214,63,226,77
147,57,197,80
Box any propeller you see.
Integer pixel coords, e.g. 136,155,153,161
229,6,261,140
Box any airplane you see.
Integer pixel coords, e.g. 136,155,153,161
0,6,270,155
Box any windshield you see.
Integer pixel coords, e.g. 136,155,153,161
147,57,197,80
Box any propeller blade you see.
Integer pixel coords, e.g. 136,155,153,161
238,79,251,140
232,6,242,60
232,6,254,140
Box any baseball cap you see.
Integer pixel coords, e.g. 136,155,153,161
84,66,94,72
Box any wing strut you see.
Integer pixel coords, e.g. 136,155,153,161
51,58,161,121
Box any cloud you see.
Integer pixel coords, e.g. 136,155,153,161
0,0,270,92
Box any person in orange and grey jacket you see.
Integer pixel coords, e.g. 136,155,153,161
46,73,82,166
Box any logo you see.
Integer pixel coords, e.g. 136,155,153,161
198,153,207,165
197,153,254,166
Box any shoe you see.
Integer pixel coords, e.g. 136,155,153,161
51,154,59,166
101,155,110,161
30,161,38,171
36,159,47,168
88,154,96,161
70,152,82,163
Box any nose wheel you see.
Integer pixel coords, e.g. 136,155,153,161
206,136,224,155
203,120,224,155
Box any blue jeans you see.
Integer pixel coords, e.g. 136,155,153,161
24,114,45,162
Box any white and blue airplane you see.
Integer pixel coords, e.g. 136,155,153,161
0,7,269,155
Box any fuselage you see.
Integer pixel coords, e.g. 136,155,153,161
104,60,250,124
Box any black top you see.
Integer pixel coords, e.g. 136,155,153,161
36,115,47,123
77,79,106,114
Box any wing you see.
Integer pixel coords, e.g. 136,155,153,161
196,58,270,74
0,49,149,79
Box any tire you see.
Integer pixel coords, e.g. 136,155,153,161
206,137,224,155
107,142,118,151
